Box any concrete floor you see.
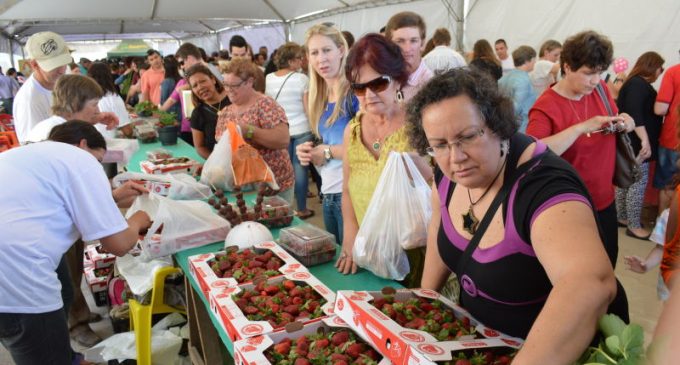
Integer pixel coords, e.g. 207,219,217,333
0,192,667,364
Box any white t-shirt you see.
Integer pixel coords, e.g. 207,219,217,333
530,60,557,95
500,56,515,74
97,92,131,139
13,74,53,144
265,72,310,136
26,115,66,143
423,46,467,74
0,142,127,313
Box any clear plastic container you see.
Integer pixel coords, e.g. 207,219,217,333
258,213,294,229
260,196,292,218
279,223,337,266
146,148,172,162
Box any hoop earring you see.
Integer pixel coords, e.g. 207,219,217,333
396,89,404,103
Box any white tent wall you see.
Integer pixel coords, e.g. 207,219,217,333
289,0,461,49
216,24,287,58
464,0,680,82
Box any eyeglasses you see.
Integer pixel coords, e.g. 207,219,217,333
224,78,247,90
425,128,485,157
351,75,392,96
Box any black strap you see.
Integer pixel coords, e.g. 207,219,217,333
274,72,297,101
455,139,547,276
595,83,614,117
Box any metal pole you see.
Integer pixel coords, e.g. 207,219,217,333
8,38,15,68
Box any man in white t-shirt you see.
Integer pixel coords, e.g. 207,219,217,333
385,11,434,101
13,31,72,143
0,121,151,365
422,27,466,74
495,39,515,74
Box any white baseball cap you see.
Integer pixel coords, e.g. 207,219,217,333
26,31,73,72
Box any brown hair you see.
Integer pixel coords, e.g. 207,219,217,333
184,63,224,106
385,11,426,41
561,30,613,73
431,28,452,47
512,46,536,67
275,42,303,70
538,40,562,58
175,42,202,60
472,39,501,67
51,74,104,116
221,58,260,82
626,51,665,83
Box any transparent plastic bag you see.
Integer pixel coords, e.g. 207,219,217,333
352,152,432,280
113,171,211,200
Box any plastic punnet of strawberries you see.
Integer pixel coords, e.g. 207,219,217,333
232,279,327,328
443,349,515,365
209,247,283,283
372,295,479,341
265,329,382,365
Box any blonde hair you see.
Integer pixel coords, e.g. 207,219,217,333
305,23,351,136
51,74,103,116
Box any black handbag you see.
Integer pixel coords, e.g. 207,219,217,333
594,83,640,189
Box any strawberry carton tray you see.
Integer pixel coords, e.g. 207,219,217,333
139,224,229,259
85,243,116,269
188,241,306,298
334,288,523,365
233,316,390,365
84,266,113,307
208,270,336,342
139,156,199,175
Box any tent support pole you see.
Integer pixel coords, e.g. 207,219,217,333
8,38,14,67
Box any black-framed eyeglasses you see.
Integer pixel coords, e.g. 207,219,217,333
425,128,486,157
351,75,392,96
223,78,247,90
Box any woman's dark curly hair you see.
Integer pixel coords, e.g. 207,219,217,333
560,30,613,74
406,68,518,155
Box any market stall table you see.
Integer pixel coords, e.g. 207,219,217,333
126,139,402,364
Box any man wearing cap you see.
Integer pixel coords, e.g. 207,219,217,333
13,31,72,143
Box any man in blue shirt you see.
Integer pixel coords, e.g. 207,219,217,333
499,46,538,132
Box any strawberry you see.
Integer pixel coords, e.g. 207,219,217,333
404,317,426,329
248,260,264,268
333,361,348,365
330,353,349,362
273,341,290,355
346,343,364,358
264,285,280,295
243,306,259,315
283,304,300,316
315,338,330,349
373,297,386,309
331,330,350,346
495,355,512,365
283,280,296,290
454,360,471,365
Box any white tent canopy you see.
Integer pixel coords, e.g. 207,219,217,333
0,0,678,77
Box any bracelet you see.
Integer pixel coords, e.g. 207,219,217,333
245,125,254,140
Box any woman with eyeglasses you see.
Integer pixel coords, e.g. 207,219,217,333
407,68,626,363
296,23,359,245
185,64,230,159
215,58,294,202
334,34,431,287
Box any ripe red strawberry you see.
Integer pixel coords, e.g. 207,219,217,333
292,296,304,305
365,349,380,360
248,260,264,268
243,306,259,315
294,357,311,365
330,353,349,362
496,355,512,364
289,287,304,297
373,297,386,309
346,343,364,358
331,330,350,346
404,317,426,329
315,338,330,349
283,304,300,316
333,361,348,365
264,285,280,295
273,342,290,355
454,360,471,365
283,280,296,290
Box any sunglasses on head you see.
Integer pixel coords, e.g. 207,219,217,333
351,75,392,96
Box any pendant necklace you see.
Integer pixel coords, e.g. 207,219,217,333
567,94,588,123
371,122,391,151
462,154,508,235
207,98,224,113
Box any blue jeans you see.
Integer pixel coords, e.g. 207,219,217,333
287,132,313,211
0,309,72,365
322,193,343,245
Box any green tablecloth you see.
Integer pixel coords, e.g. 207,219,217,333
126,139,402,355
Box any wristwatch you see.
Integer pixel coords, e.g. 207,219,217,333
323,145,333,162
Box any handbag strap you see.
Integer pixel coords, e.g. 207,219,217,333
595,82,614,117
274,72,296,101
455,138,547,276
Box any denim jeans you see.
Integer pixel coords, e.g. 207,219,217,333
0,309,72,365
287,132,313,211
322,193,343,245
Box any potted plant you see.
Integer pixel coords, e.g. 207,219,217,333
134,100,157,117
156,111,179,145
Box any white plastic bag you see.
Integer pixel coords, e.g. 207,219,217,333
84,330,182,365
126,194,231,259
115,254,172,296
113,171,211,200
102,138,139,164
353,152,432,280
200,128,235,191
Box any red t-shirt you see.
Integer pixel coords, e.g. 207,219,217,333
656,63,680,149
140,68,165,105
527,81,618,211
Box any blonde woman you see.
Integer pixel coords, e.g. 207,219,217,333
297,23,359,244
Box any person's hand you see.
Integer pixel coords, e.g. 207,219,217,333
112,181,148,208
310,144,327,166
638,139,652,162
618,112,636,133
335,241,358,275
578,115,624,136
98,112,120,130
128,210,152,235
624,255,648,273
296,141,314,166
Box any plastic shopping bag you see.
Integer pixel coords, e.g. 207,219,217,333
113,171,211,200
200,122,279,191
126,194,230,259
352,152,432,280
102,138,139,164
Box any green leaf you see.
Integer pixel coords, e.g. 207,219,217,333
604,336,622,357
620,324,644,357
599,314,627,338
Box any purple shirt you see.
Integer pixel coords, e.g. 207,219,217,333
170,79,191,132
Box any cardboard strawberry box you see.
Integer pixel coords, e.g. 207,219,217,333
84,266,113,307
208,271,336,342
139,157,198,175
85,243,116,269
139,224,229,259
188,241,306,298
233,316,391,365
334,288,523,365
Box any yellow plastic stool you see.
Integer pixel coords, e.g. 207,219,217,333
129,266,186,365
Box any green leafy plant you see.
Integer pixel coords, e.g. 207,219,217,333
575,314,645,365
157,111,178,127
134,100,157,117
